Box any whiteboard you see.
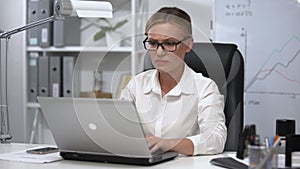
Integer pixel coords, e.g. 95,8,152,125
212,0,300,138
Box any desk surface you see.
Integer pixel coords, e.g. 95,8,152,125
0,143,233,169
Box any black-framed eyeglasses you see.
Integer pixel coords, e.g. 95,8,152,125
143,37,190,52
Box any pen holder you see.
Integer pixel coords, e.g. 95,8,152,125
248,145,277,169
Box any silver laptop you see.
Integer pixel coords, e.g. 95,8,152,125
37,97,178,165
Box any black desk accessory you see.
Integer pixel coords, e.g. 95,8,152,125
210,157,248,169
236,124,256,159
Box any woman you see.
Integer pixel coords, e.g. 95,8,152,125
120,7,226,156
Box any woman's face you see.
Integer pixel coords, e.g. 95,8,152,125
147,22,193,73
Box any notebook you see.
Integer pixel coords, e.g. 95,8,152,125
37,97,178,165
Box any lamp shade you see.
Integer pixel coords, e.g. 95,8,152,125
55,0,113,18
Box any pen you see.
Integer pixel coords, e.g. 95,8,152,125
269,135,274,147
273,135,280,145
265,137,270,148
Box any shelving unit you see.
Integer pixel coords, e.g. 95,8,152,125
24,0,147,144
27,46,132,52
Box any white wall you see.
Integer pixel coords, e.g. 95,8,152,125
147,0,214,42
0,0,27,142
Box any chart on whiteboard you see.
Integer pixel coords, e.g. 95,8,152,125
212,0,300,137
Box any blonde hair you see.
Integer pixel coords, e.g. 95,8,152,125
145,7,192,38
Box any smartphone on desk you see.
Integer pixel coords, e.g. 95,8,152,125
26,147,59,155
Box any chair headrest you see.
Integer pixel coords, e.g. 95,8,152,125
184,43,238,78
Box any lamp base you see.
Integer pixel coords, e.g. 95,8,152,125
0,134,12,144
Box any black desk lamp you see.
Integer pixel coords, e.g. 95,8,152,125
0,0,113,143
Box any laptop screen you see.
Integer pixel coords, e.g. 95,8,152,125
38,97,152,158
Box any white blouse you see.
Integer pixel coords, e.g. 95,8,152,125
120,64,227,155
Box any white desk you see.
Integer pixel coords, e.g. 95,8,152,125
0,143,233,169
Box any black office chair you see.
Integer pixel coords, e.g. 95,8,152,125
144,42,245,151
286,134,300,167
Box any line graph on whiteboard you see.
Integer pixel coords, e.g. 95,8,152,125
245,36,300,96
212,0,300,97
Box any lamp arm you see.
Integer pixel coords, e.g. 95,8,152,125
0,15,62,39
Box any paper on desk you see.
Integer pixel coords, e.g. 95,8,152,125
0,147,63,163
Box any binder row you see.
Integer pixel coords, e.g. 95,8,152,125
28,53,76,102
28,0,81,47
